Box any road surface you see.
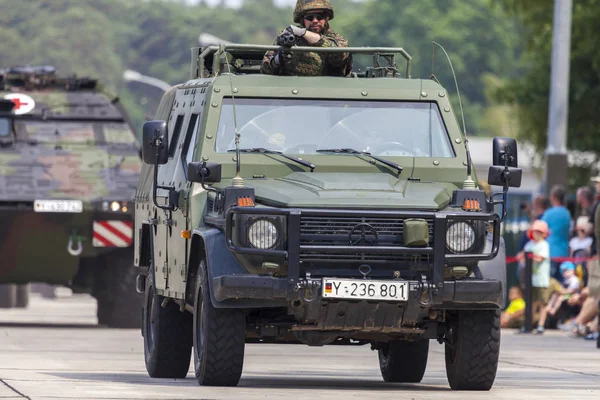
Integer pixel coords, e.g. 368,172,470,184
0,292,599,399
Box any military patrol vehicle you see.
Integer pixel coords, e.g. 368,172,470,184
135,44,521,390
0,66,143,328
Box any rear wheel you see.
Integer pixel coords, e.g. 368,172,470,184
193,259,245,386
0,284,16,308
96,249,143,328
445,310,500,390
143,273,193,378
379,339,429,383
15,284,30,308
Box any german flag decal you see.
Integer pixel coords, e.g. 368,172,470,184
325,282,332,294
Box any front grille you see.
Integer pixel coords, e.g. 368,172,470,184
299,215,433,263
300,251,432,264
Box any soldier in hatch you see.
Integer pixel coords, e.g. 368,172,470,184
261,0,351,76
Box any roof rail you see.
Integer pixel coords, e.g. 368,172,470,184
0,65,98,91
189,44,412,79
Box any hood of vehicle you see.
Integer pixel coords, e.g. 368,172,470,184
246,172,456,209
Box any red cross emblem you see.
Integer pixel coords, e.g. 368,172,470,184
11,97,28,111
3,93,35,115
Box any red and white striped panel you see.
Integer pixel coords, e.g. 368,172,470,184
92,220,133,247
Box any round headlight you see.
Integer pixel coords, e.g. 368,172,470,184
446,222,476,253
110,201,120,212
248,219,279,249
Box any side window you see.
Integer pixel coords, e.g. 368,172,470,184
169,115,184,158
181,114,200,177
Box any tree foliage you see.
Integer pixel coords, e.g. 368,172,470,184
496,0,600,182
0,0,522,139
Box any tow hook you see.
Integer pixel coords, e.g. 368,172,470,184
136,274,146,294
67,233,83,256
295,273,321,303
417,274,435,307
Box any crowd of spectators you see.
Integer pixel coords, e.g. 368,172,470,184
501,176,600,347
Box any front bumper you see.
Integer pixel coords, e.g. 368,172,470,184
223,207,501,297
212,274,503,309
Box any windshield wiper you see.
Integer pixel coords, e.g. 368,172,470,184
316,148,403,174
227,148,315,172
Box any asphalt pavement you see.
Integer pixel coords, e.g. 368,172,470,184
0,292,599,399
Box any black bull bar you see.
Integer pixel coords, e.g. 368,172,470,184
224,207,501,304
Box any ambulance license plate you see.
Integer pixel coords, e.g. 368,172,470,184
34,200,83,213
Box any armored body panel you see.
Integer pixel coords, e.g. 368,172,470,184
135,45,521,389
0,66,143,327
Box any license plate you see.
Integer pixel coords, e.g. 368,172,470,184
322,278,408,301
34,200,83,213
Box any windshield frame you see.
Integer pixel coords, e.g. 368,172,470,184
213,97,456,159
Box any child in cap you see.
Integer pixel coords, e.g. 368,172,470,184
535,261,581,334
518,219,551,332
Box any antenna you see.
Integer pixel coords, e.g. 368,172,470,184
431,41,475,189
221,46,244,188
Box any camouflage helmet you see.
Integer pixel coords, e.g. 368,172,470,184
293,0,334,23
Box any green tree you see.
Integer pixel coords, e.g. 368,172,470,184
496,0,600,185
0,0,522,140
340,0,521,136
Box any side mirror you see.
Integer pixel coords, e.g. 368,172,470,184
188,161,222,184
488,165,522,188
142,120,168,165
492,137,518,167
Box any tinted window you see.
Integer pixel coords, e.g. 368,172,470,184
169,115,184,157
182,114,200,174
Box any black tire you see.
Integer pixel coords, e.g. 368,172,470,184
143,273,193,378
193,259,245,386
0,284,17,308
379,339,429,383
16,284,29,308
96,249,144,329
445,310,500,391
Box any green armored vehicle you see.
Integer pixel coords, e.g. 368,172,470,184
135,45,521,389
0,66,143,328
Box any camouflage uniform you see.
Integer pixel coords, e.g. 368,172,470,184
261,0,351,76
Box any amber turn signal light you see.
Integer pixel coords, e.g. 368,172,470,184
237,197,255,207
462,199,480,211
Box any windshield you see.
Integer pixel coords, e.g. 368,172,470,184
0,118,10,137
215,99,455,157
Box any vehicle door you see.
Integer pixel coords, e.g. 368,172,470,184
154,96,186,293
162,88,204,298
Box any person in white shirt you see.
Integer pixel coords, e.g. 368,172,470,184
570,216,593,257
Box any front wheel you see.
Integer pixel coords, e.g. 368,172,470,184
379,339,429,383
16,284,29,308
445,310,500,390
193,259,245,386
0,284,16,308
143,273,193,378
95,249,144,328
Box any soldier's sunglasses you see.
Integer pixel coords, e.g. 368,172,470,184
304,13,326,22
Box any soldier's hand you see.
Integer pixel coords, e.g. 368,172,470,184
273,51,292,66
286,25,307,38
